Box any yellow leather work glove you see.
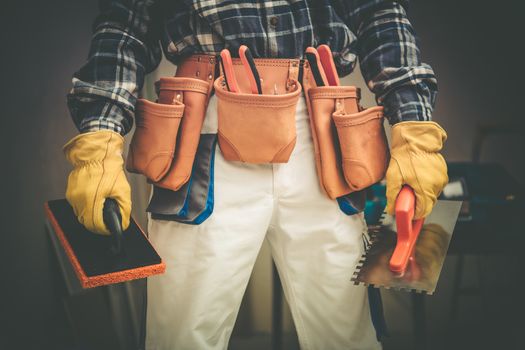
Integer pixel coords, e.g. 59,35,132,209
63,130,131,235
385,121,448,219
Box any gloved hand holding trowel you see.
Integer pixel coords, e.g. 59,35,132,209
353,121,461,295
385,121,449,219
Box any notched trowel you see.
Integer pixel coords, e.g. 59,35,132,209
352,186,462,294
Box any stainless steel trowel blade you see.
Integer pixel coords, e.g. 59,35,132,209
352,200,462,294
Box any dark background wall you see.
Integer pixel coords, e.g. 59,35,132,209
1,2,100,349
1,1,523,349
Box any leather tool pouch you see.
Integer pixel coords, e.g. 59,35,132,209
304,77,388,199
214,76,302,163
333,105,389,192
154,77,210,191
214,59,301,164
126,98,184,182
126,77,210,190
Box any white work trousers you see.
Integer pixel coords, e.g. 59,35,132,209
145,95,381,350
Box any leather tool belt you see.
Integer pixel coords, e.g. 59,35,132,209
126,53,388,200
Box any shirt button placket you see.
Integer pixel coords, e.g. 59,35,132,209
267,16,279,56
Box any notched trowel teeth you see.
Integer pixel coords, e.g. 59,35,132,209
351,200,463,294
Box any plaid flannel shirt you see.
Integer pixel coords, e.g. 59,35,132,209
68,0,437,135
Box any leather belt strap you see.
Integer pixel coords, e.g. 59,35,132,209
174,54,308,95
175,54,218,96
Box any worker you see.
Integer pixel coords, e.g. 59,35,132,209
63,1,447,349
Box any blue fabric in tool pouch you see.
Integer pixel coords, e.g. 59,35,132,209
147,134,217,225
337,190,366,216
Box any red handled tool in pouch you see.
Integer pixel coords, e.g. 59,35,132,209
390,186,425,274
305,47,328,87
317,44,370,217
239,45,262,94
220,49,240,93
317,44,340,87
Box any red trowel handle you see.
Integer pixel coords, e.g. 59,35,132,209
389,186,425,274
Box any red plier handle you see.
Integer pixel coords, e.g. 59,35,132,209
317,44,340,87
220,49,240,93
389,186,425,274
305,47,329,87
239,45,262,94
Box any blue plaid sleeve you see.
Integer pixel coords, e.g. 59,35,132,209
345,1,437,124
67,0,162,135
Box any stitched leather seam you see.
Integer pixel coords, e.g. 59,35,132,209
144,152,175,181
342,159,373,188
333,114,383,127
137,100,185,115
157,173,191,190
305,92,350,197
310,92,358,99
303,93,334,196
215,94,301,107
217,98,300,108
217,130,243,161
159,83,209,92
214,77,302,105
136,105,185,118
136,112,184,119
215,87,301,107
230,59,295,68
271,136,297,162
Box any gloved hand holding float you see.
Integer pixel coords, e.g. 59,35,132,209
385,121,448,219
63,130,132,235
45,130,165,290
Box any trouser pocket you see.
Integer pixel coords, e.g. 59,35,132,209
154,77,211,191
307,86,361,199
214,76,302,163
332,106,389,191
126,98,184,182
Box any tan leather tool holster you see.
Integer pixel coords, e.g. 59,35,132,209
127,55,216,191
302,64,389,199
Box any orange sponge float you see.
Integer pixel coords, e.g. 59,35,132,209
44,199,165,288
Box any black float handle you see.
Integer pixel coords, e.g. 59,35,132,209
103,198,123,256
